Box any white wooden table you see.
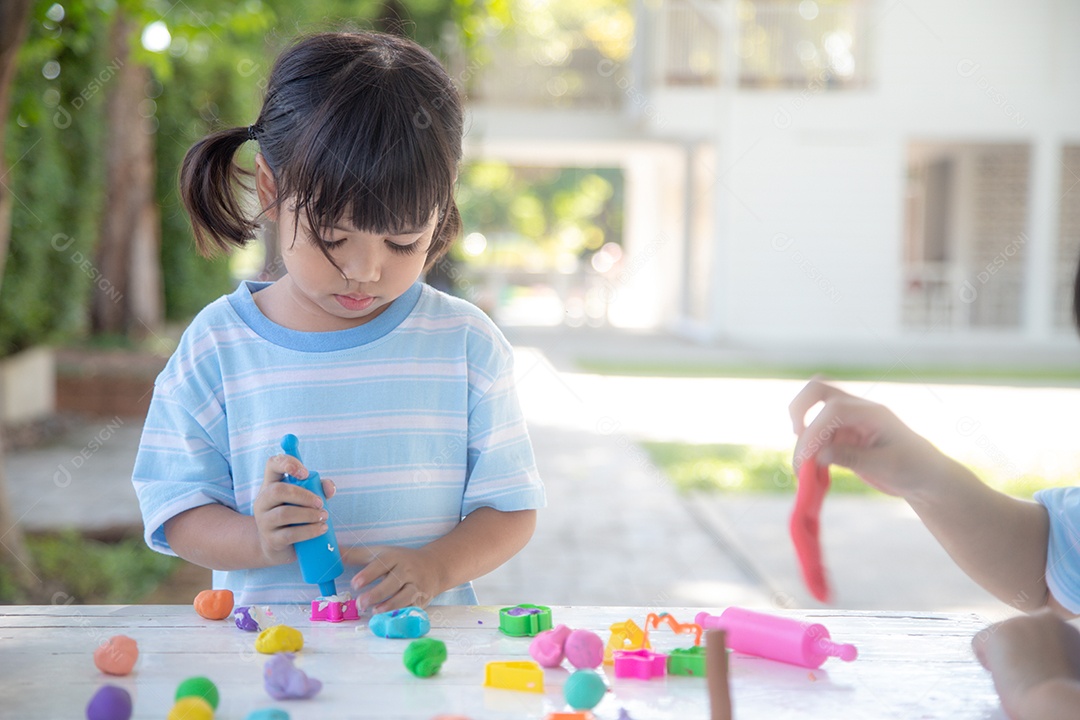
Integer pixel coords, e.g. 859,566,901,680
0,605,1005,719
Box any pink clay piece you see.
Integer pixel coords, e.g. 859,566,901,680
564,629,604,669
529,625,571,667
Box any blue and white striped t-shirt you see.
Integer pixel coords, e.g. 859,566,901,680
132,280,545,605
1035,487,1080,613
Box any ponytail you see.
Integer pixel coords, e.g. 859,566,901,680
179,126,259,257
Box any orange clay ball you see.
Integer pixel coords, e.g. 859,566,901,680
93,634,139,675
193,589,234,620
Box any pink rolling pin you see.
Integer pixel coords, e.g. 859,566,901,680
695,607,857,669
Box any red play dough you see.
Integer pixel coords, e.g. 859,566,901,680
790,455,832,603
94,635,139,675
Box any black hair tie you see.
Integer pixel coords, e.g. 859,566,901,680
247,125,258,141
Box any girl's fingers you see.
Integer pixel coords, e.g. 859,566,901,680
264,504,328,529
351,558,391,592
321,477,336,500
359,575,403,610
371,583,428,613
266,521,329,550
789,377,850,434
263,453,308,488
258,476,324,512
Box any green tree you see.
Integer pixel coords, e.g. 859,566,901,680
0,0,39,599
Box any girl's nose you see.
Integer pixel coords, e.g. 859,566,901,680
341,243,381,284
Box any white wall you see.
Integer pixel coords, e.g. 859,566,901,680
692,0,1080,351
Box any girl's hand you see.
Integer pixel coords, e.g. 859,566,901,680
343,545,443,613
788,378,956,501
253,454,336,566
972,610,1080,719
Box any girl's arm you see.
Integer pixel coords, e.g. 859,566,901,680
164,454,334,571
904,458,1054,613
344,507,537,612
790,378,1064,615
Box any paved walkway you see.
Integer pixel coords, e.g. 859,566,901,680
6,325,1063,621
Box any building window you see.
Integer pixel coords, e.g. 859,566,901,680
1054,146,1080,330
738,0,871,88
657,0,871,89
902,142,1031,331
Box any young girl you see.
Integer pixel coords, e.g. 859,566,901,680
132,31,545,611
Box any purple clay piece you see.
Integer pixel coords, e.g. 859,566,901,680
86,684,132,720
616,710,635,720
506,607,542,617
263,653,323,700
234,606,260,632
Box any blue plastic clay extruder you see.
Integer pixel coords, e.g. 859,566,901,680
281,434,343,597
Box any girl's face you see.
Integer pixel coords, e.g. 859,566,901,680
256,155,435,332
279,205,435,331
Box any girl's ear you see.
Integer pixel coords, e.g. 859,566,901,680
255,153,278,221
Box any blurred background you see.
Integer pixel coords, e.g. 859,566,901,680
0,0,1078,619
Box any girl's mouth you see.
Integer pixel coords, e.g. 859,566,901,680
334,294,375,311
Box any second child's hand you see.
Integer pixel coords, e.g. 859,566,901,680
253,454,336,566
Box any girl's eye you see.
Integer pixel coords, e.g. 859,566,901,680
386,239,423,255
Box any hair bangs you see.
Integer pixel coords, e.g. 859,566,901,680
284,68,453,240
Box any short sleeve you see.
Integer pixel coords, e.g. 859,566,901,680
132,378,235,556
461,338,545,517
1034,487,1080,613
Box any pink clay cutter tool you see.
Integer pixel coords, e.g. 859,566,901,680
310,595,359,623
791,453,833,602
696,607,857,669
612,649,668,680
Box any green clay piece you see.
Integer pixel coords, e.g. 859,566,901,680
667,646,708,677
403,638,448,678
563,668,607,711
498,604,553,637
175,676,220,709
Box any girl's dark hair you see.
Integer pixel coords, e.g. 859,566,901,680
180,31,463,271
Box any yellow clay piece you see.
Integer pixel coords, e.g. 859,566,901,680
255,624,304,654
168,696,214,720
483,661,544,692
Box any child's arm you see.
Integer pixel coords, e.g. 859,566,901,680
164,454,334,570
343,507,537,612
790,378,1063,615
972,610,1080,720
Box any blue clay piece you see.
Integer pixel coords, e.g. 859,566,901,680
564,669,607,711
244,710,290,720
86,685,132,720
369,606,430,638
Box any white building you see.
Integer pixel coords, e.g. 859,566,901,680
461,0,1080,364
